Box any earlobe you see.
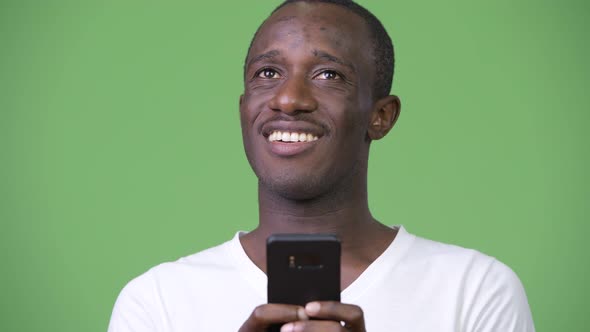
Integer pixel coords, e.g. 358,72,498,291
368,95,401,140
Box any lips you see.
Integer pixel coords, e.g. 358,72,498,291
261,121,326,157
268,131,319,142
262,120,326,138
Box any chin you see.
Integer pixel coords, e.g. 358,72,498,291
259,170,333,201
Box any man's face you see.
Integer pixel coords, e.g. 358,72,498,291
240,3,377,200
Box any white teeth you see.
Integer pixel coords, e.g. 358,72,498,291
268,131,319,142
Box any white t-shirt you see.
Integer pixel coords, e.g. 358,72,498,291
108,226,535,331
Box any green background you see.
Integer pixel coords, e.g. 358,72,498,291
1,0,588,331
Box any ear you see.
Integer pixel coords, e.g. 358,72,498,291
239,94,244,107
368,95,401,140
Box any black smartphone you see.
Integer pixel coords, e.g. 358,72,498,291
266,234,341,331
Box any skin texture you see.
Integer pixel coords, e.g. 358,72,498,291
238,2,401,331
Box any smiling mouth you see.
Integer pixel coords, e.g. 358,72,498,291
267,130,319,143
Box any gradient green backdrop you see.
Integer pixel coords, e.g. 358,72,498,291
1,1,588,331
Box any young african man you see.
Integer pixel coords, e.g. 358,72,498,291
109,1,535,331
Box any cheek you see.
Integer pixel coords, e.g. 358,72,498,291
240,91,272,125
239,93,270,165
337,97,370,140
239,97,259,135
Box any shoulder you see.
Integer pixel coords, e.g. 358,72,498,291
108,235,240,331
126,234,240,292
400,229,498,277
399,228,535,331
404,230,527,298
153,236,238,278
113,235,235,294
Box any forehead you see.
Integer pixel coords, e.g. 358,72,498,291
248,3,372,66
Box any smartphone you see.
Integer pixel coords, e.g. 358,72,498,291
267,233,341,308
266,234,341,331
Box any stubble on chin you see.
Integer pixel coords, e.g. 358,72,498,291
256,157,363,202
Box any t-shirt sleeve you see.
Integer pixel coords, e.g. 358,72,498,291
464,259,535,332
108,271,159,332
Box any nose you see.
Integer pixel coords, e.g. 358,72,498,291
268,75,318,115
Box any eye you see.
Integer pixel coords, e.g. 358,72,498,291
257,68,282,79
315,70,340,80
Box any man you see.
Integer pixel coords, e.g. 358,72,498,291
109,1,535,331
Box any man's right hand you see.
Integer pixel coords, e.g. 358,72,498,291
238,304,309,332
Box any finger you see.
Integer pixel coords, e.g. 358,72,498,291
280,319,344,332
304,302,365,330
239,304,308,331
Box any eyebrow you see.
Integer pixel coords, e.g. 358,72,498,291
246,49,356,73
313,49,356,73
247,50,281,69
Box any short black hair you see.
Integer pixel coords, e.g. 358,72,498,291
245,0,395,99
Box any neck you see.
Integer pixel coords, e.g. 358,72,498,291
251,168,382,251
239,154,398,287
240,167,397,285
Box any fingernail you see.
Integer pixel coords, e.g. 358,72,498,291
305,302,321,314
280,323,293,332
297,307,309,320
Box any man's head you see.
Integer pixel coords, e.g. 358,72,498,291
246,0,395,100
240,0,401,200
